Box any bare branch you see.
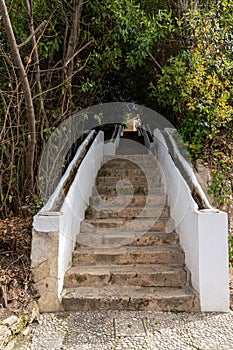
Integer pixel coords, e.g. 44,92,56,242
17,20,48,49
148,51,162,71
0,0,36,190
32,52,92,100
64,40,93,67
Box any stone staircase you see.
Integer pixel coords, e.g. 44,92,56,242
62,154,200,311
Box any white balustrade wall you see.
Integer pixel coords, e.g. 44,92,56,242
154,128,229,312
58,131,104,295
33,131,104,305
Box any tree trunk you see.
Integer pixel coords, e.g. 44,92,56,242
179,0,199,13
62,0,83,114
0,0,36,191
25,0,47,142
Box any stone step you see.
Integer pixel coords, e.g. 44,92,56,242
103,154,157,161
80,217,174,233
85,205,169,219
61,149,200,312
98,167,160,177
62,285,200,312
93,183,163,196
104,155,156,161
89,193,167,207
72,245,184,266
100,159,158,170
64,264,187,288
76,231,179,248
96,175,161,186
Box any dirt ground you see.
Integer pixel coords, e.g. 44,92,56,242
0,216,233,322
0,216,36,321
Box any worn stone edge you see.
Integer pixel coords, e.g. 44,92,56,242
0,301,39,350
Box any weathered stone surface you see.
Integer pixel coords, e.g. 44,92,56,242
93,183,163,196
76,230,178,248
89,193,167,207
2,316,18,327
104,154,156,161
62,286,200,312
31,229,61,312
96,175,161,185
64,264,187,287
98,166,160,177
0,302,39,350
0,325,11,347
72,245,184,266
89,205,169,219
80,217,174,233
100,159,158,169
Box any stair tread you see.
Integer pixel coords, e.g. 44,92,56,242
96,179,159,182
99,169,158,172
81,217,173,228
87,204,169,210
93,185,163,195
62,286,200,311
89,194,167,207
73,244,183,254
95,182,161,187
97,169,160,176
81,217,173,231
83,217,171,223
77,230,176,236
76,231,178,248
62,285,197,300
73,244,184,266
95,184,162,188
66,264,185,275
104,155,156,159
100,164,159,169
90,193,166,198
85,211,169,220
96,175,160,179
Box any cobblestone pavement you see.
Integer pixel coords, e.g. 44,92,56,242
15,310,233,350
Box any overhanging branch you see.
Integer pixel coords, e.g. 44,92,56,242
148,51,162,71
17,20,48,49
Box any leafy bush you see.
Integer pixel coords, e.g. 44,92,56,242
152,3,233,215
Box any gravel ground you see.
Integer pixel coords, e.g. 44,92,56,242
15,310,233,350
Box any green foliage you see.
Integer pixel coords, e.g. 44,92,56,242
85,0,175,77
208,170,232,207
153,2,233,217
229,235,233,266
1,0,233,218
155,3,233,144
29,195,45,215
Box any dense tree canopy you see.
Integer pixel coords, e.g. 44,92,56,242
0,0,232,219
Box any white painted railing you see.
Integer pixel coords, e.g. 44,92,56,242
32,131,105,311
104,124,124,155
138,125,154,153
154,128,229,312
163,128,216,211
